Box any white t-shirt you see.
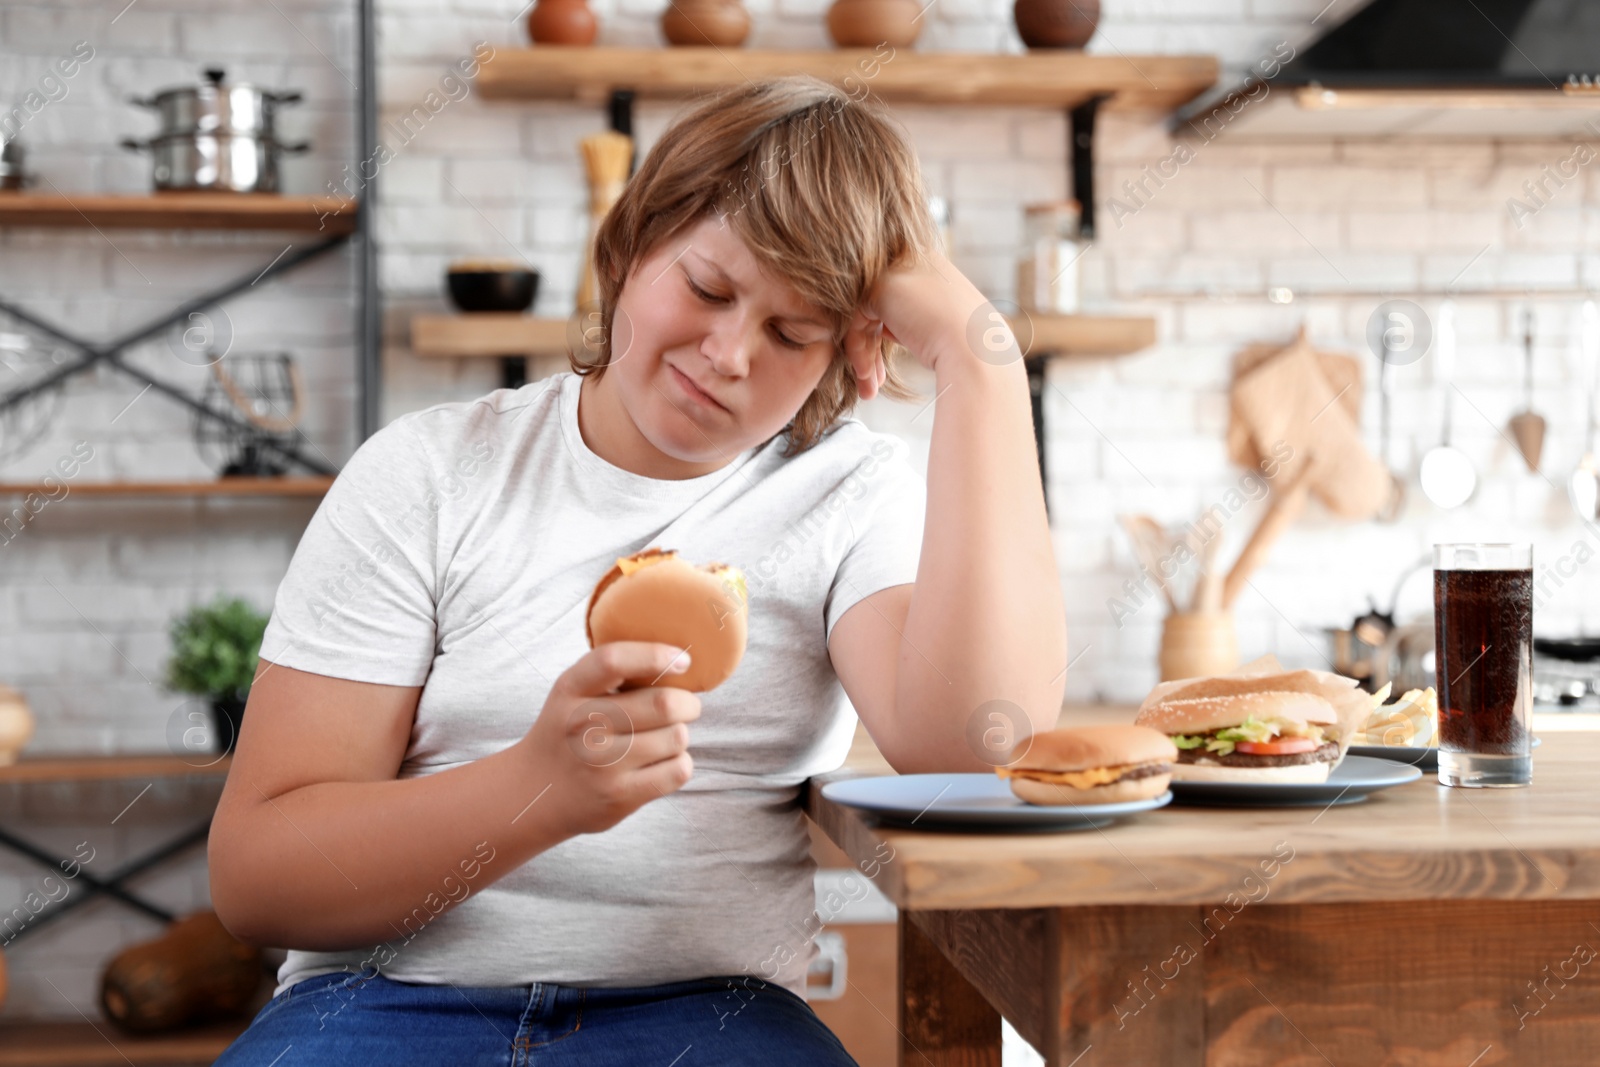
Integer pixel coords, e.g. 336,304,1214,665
258,370,926,999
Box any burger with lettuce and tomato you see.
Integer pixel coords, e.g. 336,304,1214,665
1133,675,1348,783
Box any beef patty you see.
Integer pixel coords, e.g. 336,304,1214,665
1115,761,1173,781
1013,761,1173,781
1176,741,1338,768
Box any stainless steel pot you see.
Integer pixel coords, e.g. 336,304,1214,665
129,66,301,137
0,135,26,191
120,131,309,193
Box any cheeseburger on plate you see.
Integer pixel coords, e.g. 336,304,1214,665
997,724,1177,806
1133,662,1371,784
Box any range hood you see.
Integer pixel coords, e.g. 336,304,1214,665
1176,0,1600,140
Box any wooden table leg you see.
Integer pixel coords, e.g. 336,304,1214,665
898,911,1002,1067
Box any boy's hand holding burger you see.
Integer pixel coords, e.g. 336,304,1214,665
517,549,747,837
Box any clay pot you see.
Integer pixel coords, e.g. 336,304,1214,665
101,911,263,1033
1014,0,1098,49
826,0,923,48
662,0,751,46
1158,612,1239,682
528,0,598,45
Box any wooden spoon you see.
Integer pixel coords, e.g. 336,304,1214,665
1221,457,1315,609
1192,529,1223,612
1117,514,1178,613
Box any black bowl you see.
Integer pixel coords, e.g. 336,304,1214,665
447,268,539,313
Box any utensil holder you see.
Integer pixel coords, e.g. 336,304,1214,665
1158,611,1239,682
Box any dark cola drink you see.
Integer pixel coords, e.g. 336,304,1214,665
1433,544,1532,788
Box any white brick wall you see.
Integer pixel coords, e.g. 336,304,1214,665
3,0,1599,1028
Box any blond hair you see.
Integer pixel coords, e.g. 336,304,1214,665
574,75,939,457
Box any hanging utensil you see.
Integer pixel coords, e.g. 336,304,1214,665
1509,308,1546,472
1569,300,1600,521
1375,327,1406,522
1419,301,1477,509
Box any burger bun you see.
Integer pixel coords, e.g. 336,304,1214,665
586,550,747,692
1004,724,1177,807
1168,760,1333,784
1007,723,1178,773
1008,772,1172,807
1134,688,1336,735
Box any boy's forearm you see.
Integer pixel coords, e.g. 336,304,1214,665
894,342,1068,770
210,739,568,951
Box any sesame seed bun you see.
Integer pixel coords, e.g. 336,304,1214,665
1150,668,1338,705
1133,688,1337,736
585,548,747,692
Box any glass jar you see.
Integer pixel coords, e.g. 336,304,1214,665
1016,200,1080,314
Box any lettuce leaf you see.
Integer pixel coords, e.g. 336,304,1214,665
1176,717,1328,758
1214,716,1277,744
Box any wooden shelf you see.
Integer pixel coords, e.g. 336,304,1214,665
0,1019,249,1066
0,477,335,498
0,193,358,233
1019,313,1155,356
478,47,1217,111
410,312,1155,358
0,754,232,785
412,313,570,358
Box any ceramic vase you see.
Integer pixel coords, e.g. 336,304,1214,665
826,0,923,48
528,0,599,45
0,685,34,765
662,0,752,46
1013,0,1098,49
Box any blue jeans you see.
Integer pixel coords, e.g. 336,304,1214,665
213,966,861,1066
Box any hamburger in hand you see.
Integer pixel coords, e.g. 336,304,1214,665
1134,670,1352,783
997,725,1177,806
586,547,747,692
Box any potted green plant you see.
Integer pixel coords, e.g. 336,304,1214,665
163,596,269,755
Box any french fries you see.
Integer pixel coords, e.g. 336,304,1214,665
1353,684,1438,747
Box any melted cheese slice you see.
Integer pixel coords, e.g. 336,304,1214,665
617,552,675,576
997,765,1128,788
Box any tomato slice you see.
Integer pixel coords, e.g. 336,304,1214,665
1234,737,1318,755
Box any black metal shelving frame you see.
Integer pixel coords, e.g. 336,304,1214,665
0,0,381,473
0,0,379,946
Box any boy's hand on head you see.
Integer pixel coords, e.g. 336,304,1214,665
845,249,995,394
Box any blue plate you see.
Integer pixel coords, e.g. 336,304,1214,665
1349,736,1540,773
1169,754,1422,807
821,772,1172,832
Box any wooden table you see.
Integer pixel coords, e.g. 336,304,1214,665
804,707,1600,1066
